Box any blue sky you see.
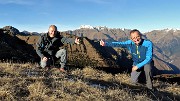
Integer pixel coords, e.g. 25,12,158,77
0,0,180,33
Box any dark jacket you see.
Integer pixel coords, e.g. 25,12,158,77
105,39,153,69
36,32,74,58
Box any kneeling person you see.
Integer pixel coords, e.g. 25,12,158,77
36,25,79,72
100,29,154,90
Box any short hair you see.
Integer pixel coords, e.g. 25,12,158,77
130,29,141,35
49,25,57,31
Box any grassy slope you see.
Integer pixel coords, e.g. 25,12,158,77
0,62,179,101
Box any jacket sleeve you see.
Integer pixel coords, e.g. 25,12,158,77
105,40,132,48
136,41,153,68
61,37,75,44
36,36,45,58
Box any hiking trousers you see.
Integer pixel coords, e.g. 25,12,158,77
40,49,67,68
131,63,153,89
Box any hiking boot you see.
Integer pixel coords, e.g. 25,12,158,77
45,66,51,71
36,64,42,69
59,68,66,72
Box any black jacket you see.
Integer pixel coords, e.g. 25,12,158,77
36,32,74,58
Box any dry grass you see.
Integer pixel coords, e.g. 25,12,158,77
0,62,179,101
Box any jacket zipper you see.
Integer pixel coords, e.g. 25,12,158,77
136,45,140,58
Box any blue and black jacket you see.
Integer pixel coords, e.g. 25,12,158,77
105,39,153,69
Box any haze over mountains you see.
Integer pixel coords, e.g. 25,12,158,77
0,25,180,74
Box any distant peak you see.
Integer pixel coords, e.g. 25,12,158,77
164,28,180,32
80,25,94,29
79,25,107,30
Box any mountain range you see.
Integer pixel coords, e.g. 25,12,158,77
0,26,179,74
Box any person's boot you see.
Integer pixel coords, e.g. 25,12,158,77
45,66,51,71
59,68,66,72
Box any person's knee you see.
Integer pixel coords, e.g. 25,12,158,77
56,49,66,58
144,63,152,71
61,49,66,54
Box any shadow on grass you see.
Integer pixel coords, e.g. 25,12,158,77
84,78,180,101
63,67,180,101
